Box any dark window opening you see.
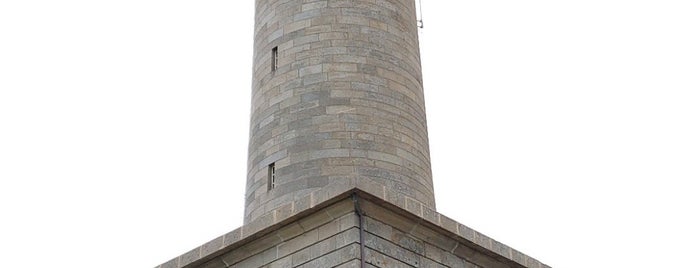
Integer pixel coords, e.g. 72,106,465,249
271,46,278,72
267,162,276,191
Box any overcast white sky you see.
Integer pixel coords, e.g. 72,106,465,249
1,1,698,267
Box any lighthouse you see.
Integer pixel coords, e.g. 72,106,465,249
157,1,548,267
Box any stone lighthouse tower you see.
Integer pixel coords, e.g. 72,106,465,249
157,1,549,268
244,0,434,225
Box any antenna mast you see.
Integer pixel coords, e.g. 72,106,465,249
417,0,424,28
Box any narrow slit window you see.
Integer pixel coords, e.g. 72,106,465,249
271,46,278,72
267,162,276,191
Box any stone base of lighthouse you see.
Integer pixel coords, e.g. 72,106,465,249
156,181,550,268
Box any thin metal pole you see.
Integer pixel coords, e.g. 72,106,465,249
417,0,424,28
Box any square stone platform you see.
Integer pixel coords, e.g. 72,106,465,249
157,180,549,268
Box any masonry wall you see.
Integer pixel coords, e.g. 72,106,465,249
359,199,523,268
246,0,435,224
188,197,528,268
196,199,360,268
159,191,547,268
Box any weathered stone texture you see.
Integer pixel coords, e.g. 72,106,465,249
246,0,435,225
178,199,361,268
359,201,529,268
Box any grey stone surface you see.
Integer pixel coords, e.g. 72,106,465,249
246,0,435,225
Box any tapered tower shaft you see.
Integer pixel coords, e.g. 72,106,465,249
245,0,433,223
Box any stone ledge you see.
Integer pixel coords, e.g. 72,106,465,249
155,180,549,268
